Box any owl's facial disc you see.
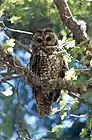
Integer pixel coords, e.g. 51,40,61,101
45,35,52,42
36,37,43,43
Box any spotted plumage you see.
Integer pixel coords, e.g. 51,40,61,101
30,28,67,116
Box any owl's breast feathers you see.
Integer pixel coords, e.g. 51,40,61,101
30,49,67,116
31,50,65,80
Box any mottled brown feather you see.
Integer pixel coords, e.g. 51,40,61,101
30,28,67,116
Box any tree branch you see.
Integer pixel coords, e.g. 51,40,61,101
0,75,21,82
53,0,89,43
0,45,42,88
0,21,33,35
0,44,92,108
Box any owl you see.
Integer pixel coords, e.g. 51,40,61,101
30,28,67,116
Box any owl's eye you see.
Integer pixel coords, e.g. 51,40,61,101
37,37,43,43
46,36,52,41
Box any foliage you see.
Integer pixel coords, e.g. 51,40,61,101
69,0,92,37
0,0,92,37
80,118,92,139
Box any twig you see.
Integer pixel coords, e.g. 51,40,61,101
0,79,22,110
2,79,31,139
68,92,92,108
0,75,22,82
0,72,16,77
0,20,33,35
0,21,32,53
70,114,88,118
16,129,32,140
75,69,91,77
0,45,42,88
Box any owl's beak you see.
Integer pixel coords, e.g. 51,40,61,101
43,40,46,46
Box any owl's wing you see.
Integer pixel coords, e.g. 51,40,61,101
30,54,41,75
59,58,68,78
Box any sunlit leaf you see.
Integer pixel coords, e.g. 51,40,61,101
52,124,64,132
5,39,15,52
80,128,87,138
65,67,78,80
10,16,21,24
61,112,67,120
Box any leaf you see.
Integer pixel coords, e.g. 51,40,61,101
52,124,64,133
5,39,15,52
10,16,21,24
65,67,78,80
90,134,92,140
71,100,79,110
87,118,92,131
0,9,4,16
80,128,87,138
60,101,66,110
61,112,67,120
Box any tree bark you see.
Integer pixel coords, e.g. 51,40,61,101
53,0,89,43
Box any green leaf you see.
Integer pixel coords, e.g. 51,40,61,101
87,118,92,131
10,16,21,24
52,124,64,133
80,128,88,138
61,112,67,120
5,39,15,53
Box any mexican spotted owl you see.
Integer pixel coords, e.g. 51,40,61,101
30,28,67,116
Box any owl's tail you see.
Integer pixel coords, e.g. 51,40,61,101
35,90,60,116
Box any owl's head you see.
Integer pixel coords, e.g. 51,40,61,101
31,28,59,54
